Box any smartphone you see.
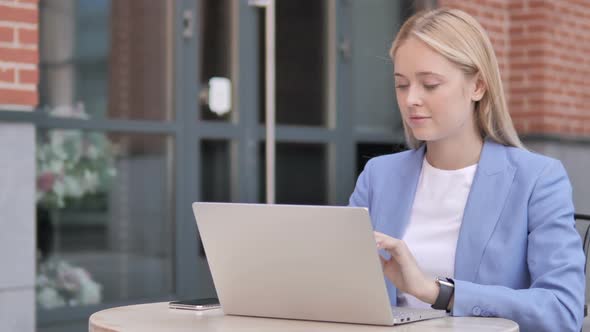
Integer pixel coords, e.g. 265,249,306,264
168,298,221,311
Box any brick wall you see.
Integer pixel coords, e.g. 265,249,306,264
439,0,590,137
0,0,38,109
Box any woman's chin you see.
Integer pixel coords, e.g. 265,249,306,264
410,129,436,142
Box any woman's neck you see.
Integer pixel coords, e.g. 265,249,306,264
425,135,484,170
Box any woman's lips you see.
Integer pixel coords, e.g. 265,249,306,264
408,116,431,125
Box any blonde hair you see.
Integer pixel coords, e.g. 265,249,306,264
390,8,524,149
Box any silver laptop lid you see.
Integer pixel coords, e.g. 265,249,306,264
192,202,394,325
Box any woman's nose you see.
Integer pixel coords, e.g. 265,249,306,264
405,86,423,107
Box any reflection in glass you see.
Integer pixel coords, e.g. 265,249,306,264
351,0,402,134
259,143,326,204
35,129,175,309
201,140,231,202
259,0,327,126
39,0,173,121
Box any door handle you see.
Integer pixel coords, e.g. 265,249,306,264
200,77,232,117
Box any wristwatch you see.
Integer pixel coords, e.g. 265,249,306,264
431,276,454,312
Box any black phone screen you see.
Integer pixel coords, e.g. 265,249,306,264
169,298,219,306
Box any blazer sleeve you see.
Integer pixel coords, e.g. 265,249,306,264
451,160,586,332
348,159,373,208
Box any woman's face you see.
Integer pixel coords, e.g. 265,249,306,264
393,37,483,144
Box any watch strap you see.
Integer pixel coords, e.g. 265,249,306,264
431,277,454,311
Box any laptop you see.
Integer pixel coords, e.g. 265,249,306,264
192,202,448,326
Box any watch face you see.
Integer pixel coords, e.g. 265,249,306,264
437,277,454,288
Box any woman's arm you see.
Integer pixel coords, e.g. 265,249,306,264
451,160,585,332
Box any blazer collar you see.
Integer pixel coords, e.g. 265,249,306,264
396,138,508,177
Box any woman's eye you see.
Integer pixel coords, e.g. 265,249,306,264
395,85,409,90
424,84,439,90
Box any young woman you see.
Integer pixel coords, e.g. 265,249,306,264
349,8,585,332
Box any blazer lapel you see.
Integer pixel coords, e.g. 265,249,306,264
375,145,425,305
454,140,516,282
375,145,425,240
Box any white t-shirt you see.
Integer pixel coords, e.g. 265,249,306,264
396,157,478,308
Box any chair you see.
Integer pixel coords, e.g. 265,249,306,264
575,213,590,320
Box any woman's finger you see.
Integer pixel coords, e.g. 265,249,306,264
374,231,400,249
374,231,408,259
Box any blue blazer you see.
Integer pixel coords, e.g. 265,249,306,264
349,139,585,332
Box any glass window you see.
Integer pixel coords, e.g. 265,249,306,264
351,0,403,135
259,0,327,127
201,140,231,202
259,143,327,204
36,129,175,309
39,0,174,121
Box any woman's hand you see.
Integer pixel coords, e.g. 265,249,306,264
374,231,439,305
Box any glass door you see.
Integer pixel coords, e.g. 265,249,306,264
179,0,408,302
179,0,344,301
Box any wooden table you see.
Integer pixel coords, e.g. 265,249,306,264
89,302,519,332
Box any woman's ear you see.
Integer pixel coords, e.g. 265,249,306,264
471,74,486,102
